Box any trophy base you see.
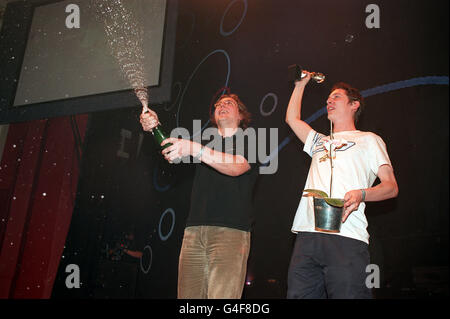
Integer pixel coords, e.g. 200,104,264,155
315,227,340,233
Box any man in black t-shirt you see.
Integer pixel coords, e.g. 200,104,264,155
140,94,258,299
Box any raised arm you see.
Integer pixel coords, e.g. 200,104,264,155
285,73,314,144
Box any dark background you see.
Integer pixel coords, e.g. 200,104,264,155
52,0,448,298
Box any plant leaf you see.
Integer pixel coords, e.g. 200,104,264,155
324,198,344,207
303,189,329,198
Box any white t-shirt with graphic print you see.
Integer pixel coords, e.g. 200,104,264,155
291,129,393,244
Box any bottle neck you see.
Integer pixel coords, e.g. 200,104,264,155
151,123,162,134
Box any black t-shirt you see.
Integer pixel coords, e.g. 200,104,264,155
186,128,259,232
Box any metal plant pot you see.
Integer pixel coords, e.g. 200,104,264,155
313,197,344,233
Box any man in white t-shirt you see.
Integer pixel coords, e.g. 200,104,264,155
285,73,399,298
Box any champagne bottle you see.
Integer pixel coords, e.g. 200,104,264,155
151,124,172,150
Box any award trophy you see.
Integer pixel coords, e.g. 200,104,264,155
288,64,325,83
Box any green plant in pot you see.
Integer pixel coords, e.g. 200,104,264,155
302,122,345,232
302,189,344,208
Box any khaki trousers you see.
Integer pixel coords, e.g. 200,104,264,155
177,225,250,299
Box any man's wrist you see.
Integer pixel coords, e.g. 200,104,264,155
194,143,205,160
361,189,366,202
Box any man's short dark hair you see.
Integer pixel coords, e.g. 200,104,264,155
331,82,364,123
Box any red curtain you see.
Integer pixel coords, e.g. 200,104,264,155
0,115,88,298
